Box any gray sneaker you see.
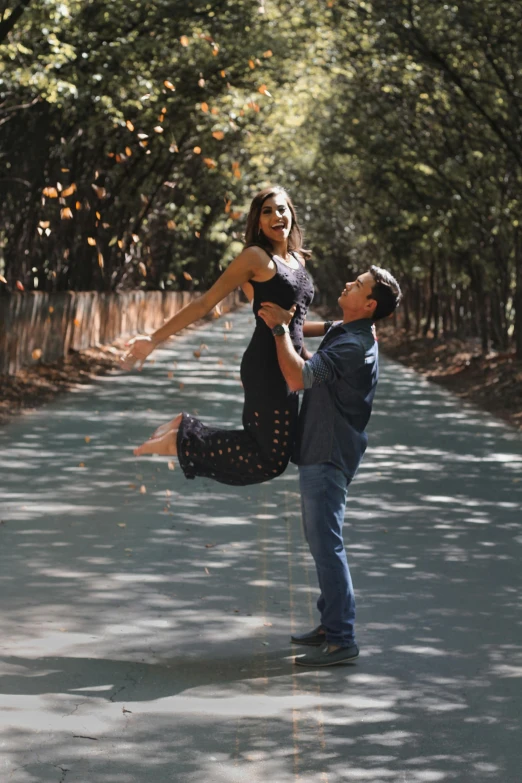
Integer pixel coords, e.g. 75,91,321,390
294,641,359,667
290,625,326,646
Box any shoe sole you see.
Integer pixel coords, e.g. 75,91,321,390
294,654,359,667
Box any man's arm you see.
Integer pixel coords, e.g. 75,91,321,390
303,321,328,338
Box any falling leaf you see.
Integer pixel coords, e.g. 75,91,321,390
132,234,139,243
198,78,206,88
167,220,176,230
91,184,106,199
263,622,273,627
117,522,126,528
62,183,77,197
204,567,210,575
48,306,54,313
212,130,225,140
75,201,82,210
230,211,242,220
140,485,147,494
74,318,81,326
201,102,209,113
180,35,189,46
233,167,241,179
164,80,175,91
78,462,85,468
211,43,219,56
96,211,101,219
220,69,226,78
205,543,216,548
263,49,273,58
138,261,147,277
168,461,175,471
137,133,149,140
258,84,271,96
98,251,104,268
42,186,58,198
39,221,50,228
203,157,217,168
61,207,73,219
247,101,260,112
126,120,135,131
211,107,219,116
32,348,42,360
117,240,124,249
224,199,231,213
87,237,96,246
128,483,136,489
193,349,201,358
125,146,132,156
169,143,179,153
85,436,91,443
193,146,201,154
154,125,164,133
183,271,193,280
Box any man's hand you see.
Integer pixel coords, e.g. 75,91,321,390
258,302,296,330
120,335,157,371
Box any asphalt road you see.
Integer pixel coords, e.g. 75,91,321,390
1,305,521,783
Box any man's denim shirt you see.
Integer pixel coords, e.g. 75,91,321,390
292,318,379,479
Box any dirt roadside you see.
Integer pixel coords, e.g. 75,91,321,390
376,325,522,432
1,328,521,431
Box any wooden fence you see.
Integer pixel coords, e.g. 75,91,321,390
0,289,243,375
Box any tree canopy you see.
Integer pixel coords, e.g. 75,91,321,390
1,0,522,355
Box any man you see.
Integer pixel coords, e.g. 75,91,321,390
259,266,401,666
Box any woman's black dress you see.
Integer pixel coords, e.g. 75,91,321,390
176,250,314,486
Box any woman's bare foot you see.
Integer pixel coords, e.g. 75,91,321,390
149,413,182,440
134,427,178,457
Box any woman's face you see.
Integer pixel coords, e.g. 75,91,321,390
258,194,292,244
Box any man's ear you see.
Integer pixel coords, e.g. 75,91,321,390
365,298,377,315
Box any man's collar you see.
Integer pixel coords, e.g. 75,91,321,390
338,318,373,332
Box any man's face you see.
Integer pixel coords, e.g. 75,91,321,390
338,271,377,319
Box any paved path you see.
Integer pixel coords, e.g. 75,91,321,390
1,306,521,783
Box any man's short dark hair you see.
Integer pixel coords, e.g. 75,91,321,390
368,266,402,321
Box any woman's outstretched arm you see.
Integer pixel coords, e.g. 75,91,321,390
121,247,264,370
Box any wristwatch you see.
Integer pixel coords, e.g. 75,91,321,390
272,323,289,337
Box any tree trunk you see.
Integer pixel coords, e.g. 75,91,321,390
514,228,522,359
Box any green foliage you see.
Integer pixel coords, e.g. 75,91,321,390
1,0,522,353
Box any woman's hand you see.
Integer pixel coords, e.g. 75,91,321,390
120,335,157,371
258,302,296,329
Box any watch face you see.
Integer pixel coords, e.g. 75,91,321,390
272,324,286,336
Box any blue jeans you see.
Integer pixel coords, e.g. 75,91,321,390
299,463,355,647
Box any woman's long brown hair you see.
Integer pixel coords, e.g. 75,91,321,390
244,186,311,260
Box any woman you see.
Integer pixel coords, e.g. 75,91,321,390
123,186,314,485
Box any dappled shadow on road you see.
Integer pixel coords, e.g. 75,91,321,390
1,310,522,782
